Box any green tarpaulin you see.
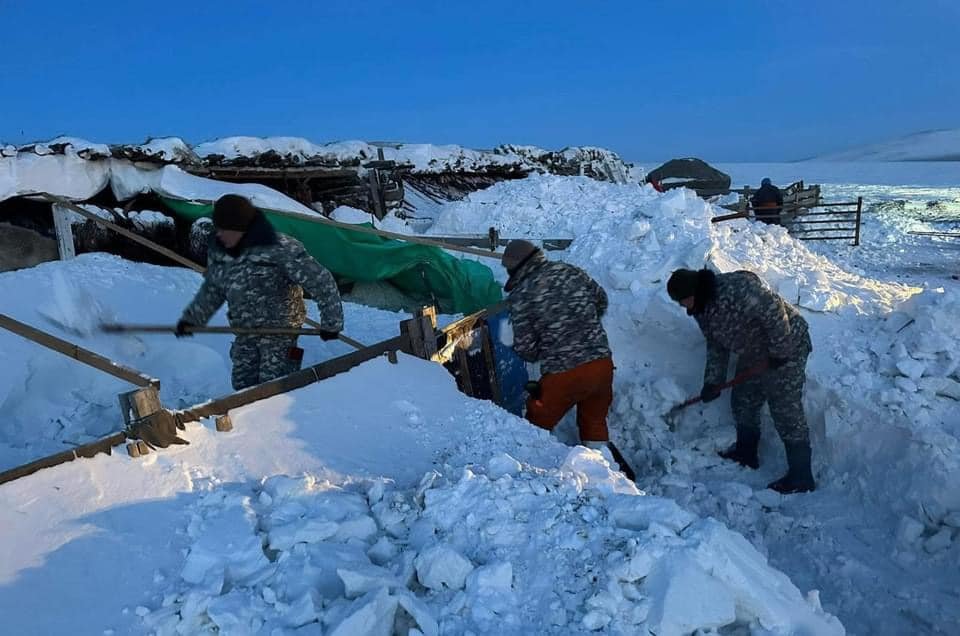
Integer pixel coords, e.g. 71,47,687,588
162,197,502,314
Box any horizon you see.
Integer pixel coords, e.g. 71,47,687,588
2,1,958,162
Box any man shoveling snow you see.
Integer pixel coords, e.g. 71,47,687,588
667,267,816,494
178,194,344,390
500,239,635,480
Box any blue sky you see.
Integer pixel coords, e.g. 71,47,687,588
1,1,957,161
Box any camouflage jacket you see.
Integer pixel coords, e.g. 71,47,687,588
181,215,343,332
694,270,811,385
506,252,611,374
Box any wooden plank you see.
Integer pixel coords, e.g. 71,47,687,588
854,197,863,247
0,314,159,388
0,432,127,485
44,195,204,273
102,324,349,337
177,334,410,423
797,236,857,241
51,204,76,259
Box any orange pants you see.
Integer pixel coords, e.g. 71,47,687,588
526,357,614,442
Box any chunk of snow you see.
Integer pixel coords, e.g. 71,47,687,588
414,545,474,591
487,453,522,479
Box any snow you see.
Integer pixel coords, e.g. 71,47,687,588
0,258,842,634
422,172,960,632
2,163,960,633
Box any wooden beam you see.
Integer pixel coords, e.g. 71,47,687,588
176,334,410,423
40,195,364,350
43,195,204,273
0,432,128,486
0,314,159,389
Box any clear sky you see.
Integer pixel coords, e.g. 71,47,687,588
1,1,957,161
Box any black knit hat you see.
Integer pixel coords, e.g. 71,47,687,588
212,194,258,231
667,268,700,302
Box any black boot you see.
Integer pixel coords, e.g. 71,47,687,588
718,429,760,469
768,442,816,494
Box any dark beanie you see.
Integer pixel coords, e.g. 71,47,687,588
212,194,258,231
501,239,540,271
667,268,700,301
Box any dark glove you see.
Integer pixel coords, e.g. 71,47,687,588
768,356,788,370
319,330,340,342
700,383,722,403
175,320,194,338
525,380,542,400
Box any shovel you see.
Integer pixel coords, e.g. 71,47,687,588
665,361,770,428
100,323,366,349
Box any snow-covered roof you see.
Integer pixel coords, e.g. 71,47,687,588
2,135,634,180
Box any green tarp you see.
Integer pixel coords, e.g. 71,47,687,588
161,197,502,314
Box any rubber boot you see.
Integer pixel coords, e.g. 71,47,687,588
768,442,816,494
717,429,760,469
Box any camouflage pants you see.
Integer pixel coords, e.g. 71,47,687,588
730,345,812,445
230,335,302,390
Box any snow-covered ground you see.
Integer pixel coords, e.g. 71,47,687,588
0,256,842,635
2,164,959,634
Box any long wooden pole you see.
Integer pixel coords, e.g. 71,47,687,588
0,314,159,388
101,324,351,337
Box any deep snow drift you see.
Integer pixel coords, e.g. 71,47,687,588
0,255,842,635
2,170,959,634
421,174,960,633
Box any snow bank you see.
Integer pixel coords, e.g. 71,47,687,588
143,444,840,635
0,252,842,634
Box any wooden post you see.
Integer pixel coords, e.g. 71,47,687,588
51,204,76,260
118,386,164,456
400,306,439,360
853,197,863,247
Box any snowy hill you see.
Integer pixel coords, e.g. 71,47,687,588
817,128,960,161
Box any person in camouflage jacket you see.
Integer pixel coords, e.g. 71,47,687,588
502,240,634,480
178,195,343,390
667,267,815,494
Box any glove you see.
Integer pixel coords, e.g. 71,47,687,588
525,380,542,400
319,330,340,342
768,356,788,370
700,383,722,403
175,320,194,338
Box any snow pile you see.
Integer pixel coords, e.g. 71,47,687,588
429,173,915,314
143,448,840,635
822,287,960,532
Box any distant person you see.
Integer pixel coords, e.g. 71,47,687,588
751,178,784,225
667,267,816,494
178,194,343,390
501,239,635,481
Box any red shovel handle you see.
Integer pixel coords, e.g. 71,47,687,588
670,360,770,412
